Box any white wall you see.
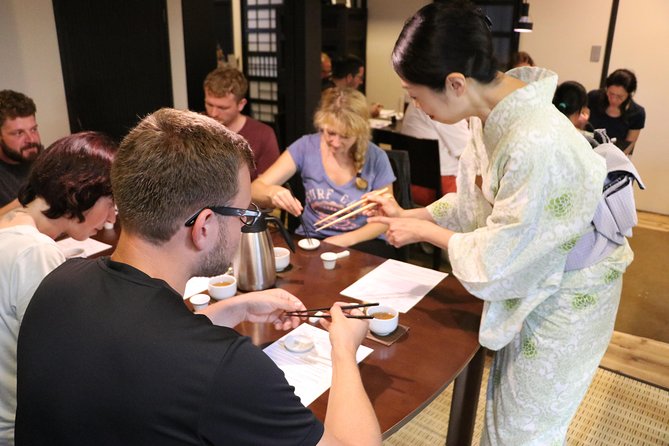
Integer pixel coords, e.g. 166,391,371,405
518,0,611,90
366,0,428,111
610,0,669,214
0,0,190,139
518,0,668,214
0,0,69,146
166,0,188,110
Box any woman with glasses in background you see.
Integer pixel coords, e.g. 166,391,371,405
252,87,396,257
587,68,646,155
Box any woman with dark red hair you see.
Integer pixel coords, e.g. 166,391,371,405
0,131,117,443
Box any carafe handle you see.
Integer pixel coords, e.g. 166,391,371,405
265,215,296,252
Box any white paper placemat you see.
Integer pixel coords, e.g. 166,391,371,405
56,237,111,258
263,323,373,406
340,259,448,313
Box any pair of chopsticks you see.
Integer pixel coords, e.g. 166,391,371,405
314,187,389,232
285,302,379,319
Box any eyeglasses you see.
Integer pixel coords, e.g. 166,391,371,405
184,202,262,227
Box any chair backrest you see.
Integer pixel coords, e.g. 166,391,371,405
373,129,444,269
372,128,441,196
383,149,412,262
385,149,413,210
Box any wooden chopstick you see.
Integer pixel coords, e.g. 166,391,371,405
313,187,388,226
314,202,378,232
285,302,378,315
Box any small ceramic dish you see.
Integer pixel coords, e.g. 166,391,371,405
189,293,210,311
297,238,320,250
207,274,237,300
283,334,315,353
274,247,291,271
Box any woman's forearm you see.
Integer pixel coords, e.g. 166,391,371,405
324,222,387,247
401,206,434,222
251,180,276,209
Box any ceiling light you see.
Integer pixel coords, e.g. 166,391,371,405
514,2,533,33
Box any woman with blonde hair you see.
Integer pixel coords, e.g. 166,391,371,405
252,87,395,253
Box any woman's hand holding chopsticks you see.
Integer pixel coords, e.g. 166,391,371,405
314,187,392,232
268,184,303,217
362,192,405,218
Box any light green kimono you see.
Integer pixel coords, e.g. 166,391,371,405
427,67,633,445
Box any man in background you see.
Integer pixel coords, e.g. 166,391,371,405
0,90,43,210
321,52,332,89
326,55,381,117
204,67,279,180
328,55,365,90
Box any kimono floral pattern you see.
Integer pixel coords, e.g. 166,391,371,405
427,67,633,445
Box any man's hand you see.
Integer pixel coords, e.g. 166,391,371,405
242,289,307,330
318,303,369,356
199,288,306,329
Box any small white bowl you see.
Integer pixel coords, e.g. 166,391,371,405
367,305,399,336
207,274,237,300
298,238,320,250
274,247,291,271
190,293,210,311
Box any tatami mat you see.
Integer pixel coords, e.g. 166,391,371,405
383,358,669,446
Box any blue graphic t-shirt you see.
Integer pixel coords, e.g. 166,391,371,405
287,133,396,239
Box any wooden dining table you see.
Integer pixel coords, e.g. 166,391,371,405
243,231,485,444
91,225,485,445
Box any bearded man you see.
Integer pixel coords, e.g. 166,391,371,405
0,90,44,208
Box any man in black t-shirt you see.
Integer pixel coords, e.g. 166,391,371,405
0,90,44,210
16,109,381,445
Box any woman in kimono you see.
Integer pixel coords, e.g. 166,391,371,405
367,1,633,444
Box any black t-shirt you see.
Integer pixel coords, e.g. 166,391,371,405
16,257,324,445
0,160,30,207
587,89,646,147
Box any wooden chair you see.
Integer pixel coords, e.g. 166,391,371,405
372,128,443,270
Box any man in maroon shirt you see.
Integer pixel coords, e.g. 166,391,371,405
204,67,280,180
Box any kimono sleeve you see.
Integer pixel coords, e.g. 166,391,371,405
447,139,602,302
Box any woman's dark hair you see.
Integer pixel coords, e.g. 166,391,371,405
392,0,497,91
553,81,587,117
605,68,637,111
18,131,117,222
606,68,637,95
